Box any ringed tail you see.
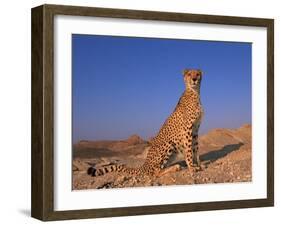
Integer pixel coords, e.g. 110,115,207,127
87,163,152,177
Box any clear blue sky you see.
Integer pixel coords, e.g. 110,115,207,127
72,34,251,143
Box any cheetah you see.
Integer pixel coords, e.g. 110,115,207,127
87,69,203,177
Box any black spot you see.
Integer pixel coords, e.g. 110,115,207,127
118,165,123,170
98,169,104,175
104,167,109,173
87,167,97,177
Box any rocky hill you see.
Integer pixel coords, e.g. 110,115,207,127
73,124,252,189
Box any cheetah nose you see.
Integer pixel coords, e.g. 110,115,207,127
192,78,197,82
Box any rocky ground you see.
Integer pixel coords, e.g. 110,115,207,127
73,124,252,190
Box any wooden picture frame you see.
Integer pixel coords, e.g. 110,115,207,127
31,4,274,221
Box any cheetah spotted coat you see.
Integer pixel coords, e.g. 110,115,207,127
88,69,203,177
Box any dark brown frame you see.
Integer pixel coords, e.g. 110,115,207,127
31,4,274,221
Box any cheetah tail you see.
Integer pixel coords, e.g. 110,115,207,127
87,164,142,177
87,164,121,177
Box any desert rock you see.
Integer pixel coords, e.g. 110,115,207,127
73,124,252,190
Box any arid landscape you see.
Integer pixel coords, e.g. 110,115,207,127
72,124,252,190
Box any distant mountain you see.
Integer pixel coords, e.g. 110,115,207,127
74,134,146,152
199,124,251,154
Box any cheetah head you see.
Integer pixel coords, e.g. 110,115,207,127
182,69,202,91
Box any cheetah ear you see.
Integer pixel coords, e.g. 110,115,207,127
182,69,189,76
198,69,203,75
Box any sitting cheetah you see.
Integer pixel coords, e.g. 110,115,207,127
88,69,204,177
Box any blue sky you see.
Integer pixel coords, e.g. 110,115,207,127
72,34,251,142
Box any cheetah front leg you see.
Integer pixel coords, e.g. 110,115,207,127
192,126,201,168
183,127,197,174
